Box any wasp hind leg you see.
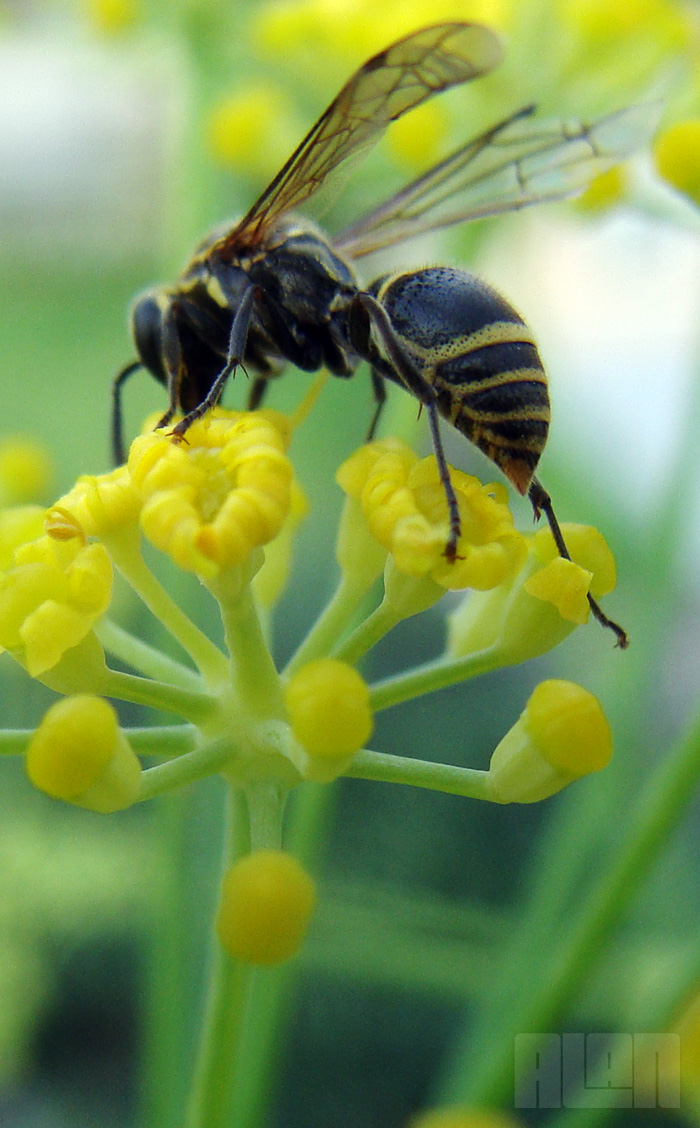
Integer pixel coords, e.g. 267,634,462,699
528,478,629,648
352,292,462,562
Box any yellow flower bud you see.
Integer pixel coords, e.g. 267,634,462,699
26,695,141,812
284,658,373,781
388,99,448,171
576,165,628,212
448,524,617,663
488,680,612,803
216,850,316,965
84,0,137,34
409,1109,523,1128
0,437,52,504
654,120,700,206
53,467,141,538
0,506,45,570
207,84,297,181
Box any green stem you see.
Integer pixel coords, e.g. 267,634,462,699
227,784,337,1128
123,725,198,756
459,705,700,1108
369,644,504,712
97,618,203,692
218,584,284,718
244,780,287,851
334,600,401,666
284,571,376,676
0,730,34,755
2,725,196,758
100,668,216,725
141,793,191,1128
107,534,229,686
548,930,700,1128
185,784,253,1128
138,736,236,801
344,749,494,801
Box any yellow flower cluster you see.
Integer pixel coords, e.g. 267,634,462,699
0,403,623,984
337,440,526,592
129,412,294,580
0,532,112,676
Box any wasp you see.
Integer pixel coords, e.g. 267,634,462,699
113,22,652,646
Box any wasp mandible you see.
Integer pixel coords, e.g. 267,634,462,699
114,22,653,647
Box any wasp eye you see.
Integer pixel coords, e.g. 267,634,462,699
131,291,167,382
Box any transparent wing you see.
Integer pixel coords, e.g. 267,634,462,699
334,100,661,258
219,22,502,254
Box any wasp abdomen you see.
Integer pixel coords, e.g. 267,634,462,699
373,266,550,495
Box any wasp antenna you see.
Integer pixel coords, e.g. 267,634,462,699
528,478,628,648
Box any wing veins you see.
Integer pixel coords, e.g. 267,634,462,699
335,101,660,258
218,22,503,254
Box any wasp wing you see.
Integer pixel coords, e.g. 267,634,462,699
334,101,660,258
220,22,502,253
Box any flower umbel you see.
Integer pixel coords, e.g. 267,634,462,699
3,410,621,986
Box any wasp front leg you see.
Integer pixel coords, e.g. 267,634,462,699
156,300,187,434
169,281,257,440
351,291,462,562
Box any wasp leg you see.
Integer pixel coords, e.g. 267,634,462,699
170,282,256,439
247,377,269,411
366,369,388,440
155,300,187,434
112,360,143,465
528,477,629,648
353,292,462,562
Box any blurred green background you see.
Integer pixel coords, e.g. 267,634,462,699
1,1,700,1126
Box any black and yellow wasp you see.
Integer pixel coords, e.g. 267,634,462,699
113,22,653,645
